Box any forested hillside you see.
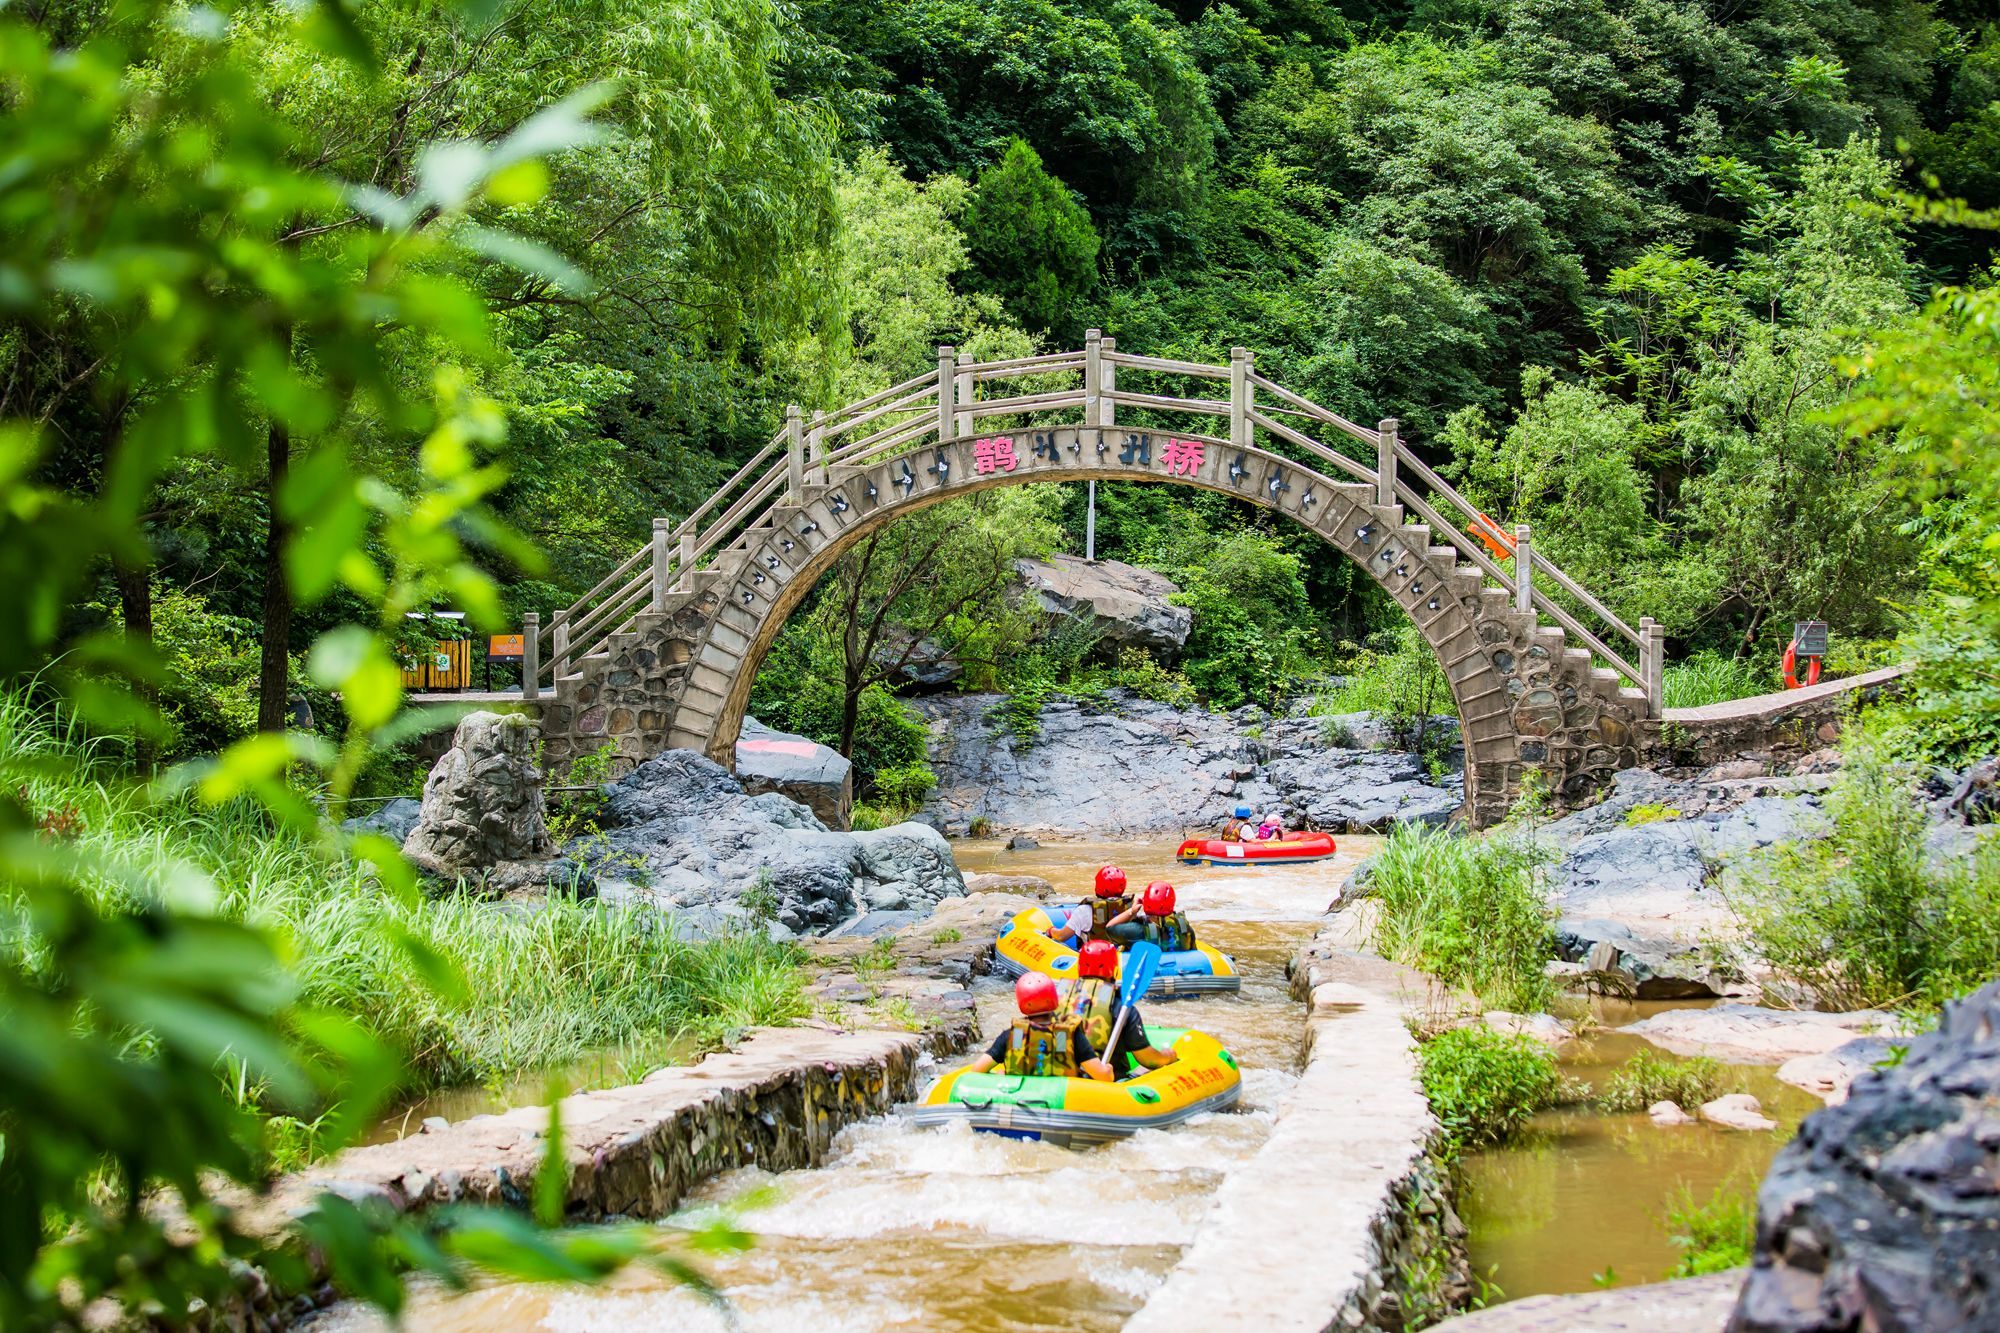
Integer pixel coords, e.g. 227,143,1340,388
27,0,1995,787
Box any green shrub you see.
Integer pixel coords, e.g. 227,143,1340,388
1598,1048,1730,1112
871,758,937,807
1370,823,1556,1012
1315,624,1457,771
850,801,915,831
1662,1182,1756,1277
1661,651,1769,709
1624,802,1684,827
1418,1025,1566,1155
1729,733,2000,1009
1111,647,1197,709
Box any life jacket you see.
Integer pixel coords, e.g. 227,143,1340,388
1001,1014,1084,1078
1220,817,1246,841
1062,977,1119,1055
1089,894,1133,940
1142,910,1196,952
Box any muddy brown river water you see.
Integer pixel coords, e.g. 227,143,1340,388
324,836,1803,1329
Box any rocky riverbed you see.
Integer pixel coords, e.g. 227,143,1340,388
916,689,1462,836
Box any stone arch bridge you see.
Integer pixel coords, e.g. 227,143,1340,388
522,335,1668,827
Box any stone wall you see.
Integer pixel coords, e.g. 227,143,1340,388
241,1022,974,1246
1125,926,1471,1333
1653,665,1906,771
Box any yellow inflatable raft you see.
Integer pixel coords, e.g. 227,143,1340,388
910,1027,1241,1146
992,906,1240,996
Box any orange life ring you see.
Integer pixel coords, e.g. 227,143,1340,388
1782,641,1822,690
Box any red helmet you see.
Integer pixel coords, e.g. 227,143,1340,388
1077,940,1119,979
1015,972,1060,1016
1142,881,1177,916
1094,864,1128,898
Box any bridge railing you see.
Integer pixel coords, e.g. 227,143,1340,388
526,333,1664,713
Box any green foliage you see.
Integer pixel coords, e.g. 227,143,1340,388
1623,803,1684,828
1729,733,2000,1009
1598,1049,1731,1113
963,138,1102,336
871,759,938,809
1152,527,1326,708
1370,823,1556,1013
1662,1182,1758,1278
1316,624,1458,770
1418,1025,1566,1156
1662,652,1772,710
1110,647,1198,709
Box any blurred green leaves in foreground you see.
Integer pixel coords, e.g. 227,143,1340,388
0,0,712,1323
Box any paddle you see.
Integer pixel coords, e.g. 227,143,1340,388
1101,941,1163,1074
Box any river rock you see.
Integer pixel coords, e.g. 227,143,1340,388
1540,768,1835,998
402,711,583,897
1730,979,2000,1332
1484,1010,1571,1046
1775,1037,1900,1105
916,690,1460,835
734,715,853,829
962,872,1056,897
578,749,963,936
342,796,422,844
1650,1100,1697,1126
1012,554,1191,653
1701,1092,1777,1131
1620,1005,1899,1063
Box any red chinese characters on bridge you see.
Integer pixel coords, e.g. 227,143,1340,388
973,436,1018,474
1161,437,1205,477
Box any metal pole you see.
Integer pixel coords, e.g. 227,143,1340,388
1514,523,1534,613
1086,480,1097,562
522,611,540,700
1376,418,1399,508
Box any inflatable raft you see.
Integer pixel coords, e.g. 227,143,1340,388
992,907,1240,996
910,1027,1241,1146
1177,830,1337,867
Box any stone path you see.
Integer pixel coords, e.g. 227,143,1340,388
1428,1271,1744,1332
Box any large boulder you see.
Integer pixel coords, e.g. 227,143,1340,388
1620,1005,1900,1063
1540,768,1834,997
1012,554,1191,654
580,749,964,937
734,716,853,828
1730,979,2000,1332
402,712,584,896
342,796,422,845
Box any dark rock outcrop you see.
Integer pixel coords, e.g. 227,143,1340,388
734,715,853,828
1730,978,2000,1332
342,796,422,845
916,690,1460,836
582,749,963,937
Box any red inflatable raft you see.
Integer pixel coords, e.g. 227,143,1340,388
1176,830,1337,867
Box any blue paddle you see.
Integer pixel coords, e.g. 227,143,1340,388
1101,941,1163,1070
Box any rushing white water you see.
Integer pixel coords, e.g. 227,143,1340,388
319,838,1367,1333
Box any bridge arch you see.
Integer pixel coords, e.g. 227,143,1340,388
528,342,1663,828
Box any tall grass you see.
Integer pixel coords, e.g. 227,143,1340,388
1661,1182,1757,1277
1369,823,1556,1012
1727,733,2000,1010
1,695,806,1097
1661,651,1770,709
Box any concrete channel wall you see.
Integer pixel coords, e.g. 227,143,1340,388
244,1021,974,1240
1126,931,1470,1332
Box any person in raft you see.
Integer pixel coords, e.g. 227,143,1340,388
1254,809,1287,841
1047,864,1128,945
1062,940,1179,1078
1105,881,1197,951
1219,805,1254,841
964,973,1116,1081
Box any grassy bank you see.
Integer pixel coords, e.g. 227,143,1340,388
1369,822,1556,1013
2,699,806,1105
